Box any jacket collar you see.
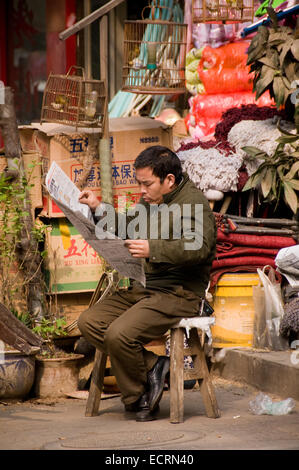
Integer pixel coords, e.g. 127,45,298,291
162,173,189,204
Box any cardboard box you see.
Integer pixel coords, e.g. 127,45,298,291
19,117,173,217
45,218,105,294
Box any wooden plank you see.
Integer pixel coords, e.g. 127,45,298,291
85,349,108,417
189,329,220,419
84,0,92,79
59,0,126,41
0,320,39,355
0,303,43,348
114,2,126,94
108,8,116,99
170,328,185,424
100,15,108,83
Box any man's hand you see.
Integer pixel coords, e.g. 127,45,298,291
124,240,150,258
78,190,100,212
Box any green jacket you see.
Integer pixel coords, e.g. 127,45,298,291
138,173,216,297
97,173,216,297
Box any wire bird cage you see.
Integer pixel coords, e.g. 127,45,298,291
41,66,107,131
122,1,187,95
192,0,255,23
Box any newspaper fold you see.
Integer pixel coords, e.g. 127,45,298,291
45,162,146,286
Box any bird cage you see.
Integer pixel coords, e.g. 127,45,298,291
41,66,107,131
122,1,187,95
192,0,255,23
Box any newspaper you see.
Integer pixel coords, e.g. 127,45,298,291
45,162,146,286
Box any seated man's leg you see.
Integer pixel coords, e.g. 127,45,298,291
102,288,192,407
77,290,134,352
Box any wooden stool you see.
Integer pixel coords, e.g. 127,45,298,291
85,318,220,422
169,317,220,423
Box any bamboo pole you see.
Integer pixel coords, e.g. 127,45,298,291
99,15,113,206
59,0,126,41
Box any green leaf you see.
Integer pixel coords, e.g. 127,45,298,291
255,66,276,99
279,40,293,68
261,167,274,198
266,7,278,30
281,75,291,90
276,134,299,144
277,164,287,180
288,179,299,191
284,59,296,83
241,146,269,159
283,182,298,214
277,121,298,136
247,45,267,65
258,57,276,69
272,170,277,197
242,175,255,191
257,25,269,42
284,161,299,181
291,39,299,61
273,76,286,107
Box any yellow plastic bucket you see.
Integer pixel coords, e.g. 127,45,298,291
211,273,260,348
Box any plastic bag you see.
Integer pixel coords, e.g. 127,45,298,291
255,266,288,350
249,393,295,416
189,91,274,119
185,91,275,137
198,67,253,94
198,42,250,71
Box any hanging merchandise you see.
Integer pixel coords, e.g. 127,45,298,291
122,0,187,95
185,90,274,138
197,41,253,94
192,0,255,23
185,48,205,95
198,68,253,94
177,145,244,193
192,23,239,49
254,0,294,17
198,42,250,71
109,1,186,118
41,66,107,131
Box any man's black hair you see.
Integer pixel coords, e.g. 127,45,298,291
134,145,183,185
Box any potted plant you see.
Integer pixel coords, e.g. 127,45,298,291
32,315,84,398
0,306,41,400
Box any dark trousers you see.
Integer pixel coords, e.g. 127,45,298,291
77,283,201,405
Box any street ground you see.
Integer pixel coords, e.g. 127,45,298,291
0,376,298,452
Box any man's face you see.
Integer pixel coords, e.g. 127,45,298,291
135,166,175,205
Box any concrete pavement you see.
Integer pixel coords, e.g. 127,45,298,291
0,375,298,451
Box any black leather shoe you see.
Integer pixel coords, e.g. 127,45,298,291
135,393,157,422
148,356,170,412
124,401,140,412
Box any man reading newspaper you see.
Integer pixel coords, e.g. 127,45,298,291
78,145,216,421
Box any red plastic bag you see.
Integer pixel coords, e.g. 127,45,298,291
190,91,274,119
197,41,252,94
185,91,275,136
198,67,253,94
198,42,250,71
